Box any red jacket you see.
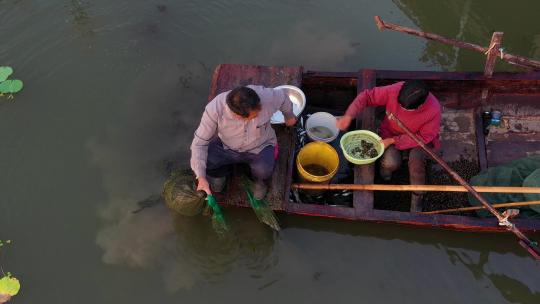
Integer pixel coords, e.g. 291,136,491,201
345,81,441,150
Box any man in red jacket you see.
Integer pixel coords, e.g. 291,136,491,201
336,80,441,212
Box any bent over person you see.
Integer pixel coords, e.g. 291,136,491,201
191,85,297,199
336,80,441,212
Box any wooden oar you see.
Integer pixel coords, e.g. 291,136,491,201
387,112,540,260
292,183,540,193
422,200,540,215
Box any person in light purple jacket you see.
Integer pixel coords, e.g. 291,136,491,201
190,85,297,199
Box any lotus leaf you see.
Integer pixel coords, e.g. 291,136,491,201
0,67,13,82
0,80,23,94
0,275,20,296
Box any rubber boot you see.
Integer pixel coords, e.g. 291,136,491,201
207,175,226,193
253,181,268,200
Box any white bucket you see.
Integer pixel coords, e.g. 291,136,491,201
306,112,339,143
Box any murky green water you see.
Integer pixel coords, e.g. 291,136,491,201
1,0,539,303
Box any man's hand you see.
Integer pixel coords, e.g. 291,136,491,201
196,176,212,195
336,115,353,131
380,137,395,149
285,116,297,127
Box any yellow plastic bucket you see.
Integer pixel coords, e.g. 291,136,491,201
296,142,339,183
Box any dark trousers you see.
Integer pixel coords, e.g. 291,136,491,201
206,139,275,183
380,146,426,193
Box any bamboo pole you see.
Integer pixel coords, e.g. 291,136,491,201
422,201,540,215
374,16,540,70
387,112,540,259
292,183,540,194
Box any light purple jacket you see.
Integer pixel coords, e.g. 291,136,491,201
190,85,295,178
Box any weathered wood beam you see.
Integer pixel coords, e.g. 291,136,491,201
292,183,540,193
354,69,377,213
474,109,488,172
484,32,503,77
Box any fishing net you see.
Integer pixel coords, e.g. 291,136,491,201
162,169,228,234
468,155,540,218
162,169,206,216
242,178,280,231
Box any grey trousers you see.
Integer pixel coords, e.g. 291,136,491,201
380,145,426,193
206,139,275,183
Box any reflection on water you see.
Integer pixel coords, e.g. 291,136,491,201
97,205,278,291
447,250,540,303
267,21,356,70
67,0,93,36
170,210,278,287
394,0,540,71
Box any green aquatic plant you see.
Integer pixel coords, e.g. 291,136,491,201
0,80,23,94
0,240,20,301
0,67,13,82
0,66,24,98
0,274,20,297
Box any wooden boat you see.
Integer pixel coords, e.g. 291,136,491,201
208,63,540,233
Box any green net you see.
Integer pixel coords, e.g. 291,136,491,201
468,155,540,218
162,169,206,216
206,195,229,235
162,169,228,234
243,179,280,231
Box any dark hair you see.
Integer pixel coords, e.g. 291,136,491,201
398,80,429,110
226,87,261,117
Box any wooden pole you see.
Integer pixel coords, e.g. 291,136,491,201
387,112,540,259
292,183,540,193
484,32,504,78
422,200,540,215
374,16,540,70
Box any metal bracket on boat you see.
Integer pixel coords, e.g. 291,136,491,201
498,217,513,228
499,209,520,227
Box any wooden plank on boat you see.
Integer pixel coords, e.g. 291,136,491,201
375,71,540,95
207,64,303,210
354,69,377,214
284,203,540,232
474,108,489,171
375,70,540,81
439,107,478,163
485,94,540,166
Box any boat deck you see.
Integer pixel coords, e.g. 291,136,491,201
208,63,540,232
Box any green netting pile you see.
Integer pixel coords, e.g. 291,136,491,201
468,155,540,218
